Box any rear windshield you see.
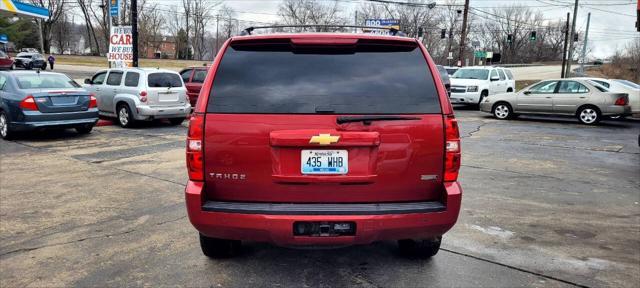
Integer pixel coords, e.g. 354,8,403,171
16,74,80,89
207,42,441,114
147,72,182,88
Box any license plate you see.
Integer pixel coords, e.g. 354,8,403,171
51,96,77,105
158,93,178,102
301,150,348,174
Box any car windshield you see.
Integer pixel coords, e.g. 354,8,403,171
148,72,183,88
613,79,640,90
452,69,489,80
16,74,80,89
586,80,609,92
208,42,441,114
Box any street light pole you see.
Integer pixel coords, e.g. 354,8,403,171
107,0,112,68
131,0,138,67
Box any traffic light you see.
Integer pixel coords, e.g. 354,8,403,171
530,31,537,41
573,33,579,42
507,34,513,43
441,29,446,39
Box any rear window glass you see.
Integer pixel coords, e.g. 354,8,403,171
208,42,440,114
505,69,514,80
16,74,80,89
148,72,182,88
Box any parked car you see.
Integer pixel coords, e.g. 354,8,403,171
576,77,640,118
0,50,15,70
0,71,98,139
83,68,191,127
180,66,209,107
185,32,462,259
479,78,631,124
436,65,451,96
20,48,39,53
449,66,515,106
13,52,47,70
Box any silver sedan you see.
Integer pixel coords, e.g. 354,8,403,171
479,79,631,124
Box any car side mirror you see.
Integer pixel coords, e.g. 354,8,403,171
490,76,500,81
84,79,92,85
523,91,531,95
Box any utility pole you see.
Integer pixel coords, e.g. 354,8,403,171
579,12,591,74
131,0,138,67
215,14,219,56
566,0,579,77
107,0,112,68
354,10,358,33
561,13,570,78
457,0,470,67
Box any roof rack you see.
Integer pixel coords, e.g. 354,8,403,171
240,25,404,36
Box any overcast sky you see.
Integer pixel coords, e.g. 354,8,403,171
183,0,638,58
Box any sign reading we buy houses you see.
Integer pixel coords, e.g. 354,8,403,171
108,26,132,67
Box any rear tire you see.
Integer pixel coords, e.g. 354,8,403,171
169,118,185,125
0,111,13,140
577,106,601,125
199,234,241,258
117,104,135,128
75,125,94,134
398,236,442,259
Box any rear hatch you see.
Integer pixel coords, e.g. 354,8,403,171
203,37,445,203
146,72,187,106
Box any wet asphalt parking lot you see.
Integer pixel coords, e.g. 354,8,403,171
1,107,639,288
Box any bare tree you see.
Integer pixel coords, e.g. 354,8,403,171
278,0,346,32
137,0,164,58
51,11,72,54
192,0,219,60
30,0,65,53
77,0,101,55
182,0,193,59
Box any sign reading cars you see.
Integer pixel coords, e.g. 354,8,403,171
107,26,132,68
364,19,400,35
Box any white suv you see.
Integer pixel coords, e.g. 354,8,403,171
449,66,515,106
84,68,191,127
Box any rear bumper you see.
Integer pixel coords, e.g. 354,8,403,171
185,181,462,246
135,103,191,120
11,110,99,131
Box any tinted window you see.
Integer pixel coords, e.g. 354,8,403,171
529,81,558,93
124,72,140,87
558,81,589,93
193,69,207,83
92,72,107,85
180,69,193,83
106,71,123,86
453,68,489,80
16,74,80,89
208,43,440,114
497,69,506,80
505,69,514,80
148,73,183,87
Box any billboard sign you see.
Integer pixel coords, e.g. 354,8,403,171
364,19,400,35
108,26,132,68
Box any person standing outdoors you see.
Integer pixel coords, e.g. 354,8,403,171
47,55,55,70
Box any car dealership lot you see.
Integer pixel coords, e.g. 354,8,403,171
1,110,638,287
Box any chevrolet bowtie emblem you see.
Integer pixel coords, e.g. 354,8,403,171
309,134,340,145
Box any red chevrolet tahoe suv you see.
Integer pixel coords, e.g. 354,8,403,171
185,32,462,259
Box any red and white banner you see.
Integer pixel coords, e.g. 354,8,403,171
107,26,133,68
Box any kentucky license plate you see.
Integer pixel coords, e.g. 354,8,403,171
301,150,348,175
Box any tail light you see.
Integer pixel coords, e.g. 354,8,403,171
19,95,38,111
89,94,97,108
187,113,205,181
614,96,628,106
139,91,148,102
444,114,461,182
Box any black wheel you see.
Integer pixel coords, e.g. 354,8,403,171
117,104,135,128
41,64,46,70
0,111,13,140
398,236,442,259
199,233,241,258
75,125,94,134
169,118,185,125
492,102,513,120
577,106,601,125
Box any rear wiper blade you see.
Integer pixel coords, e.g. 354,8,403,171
336,115,421,125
